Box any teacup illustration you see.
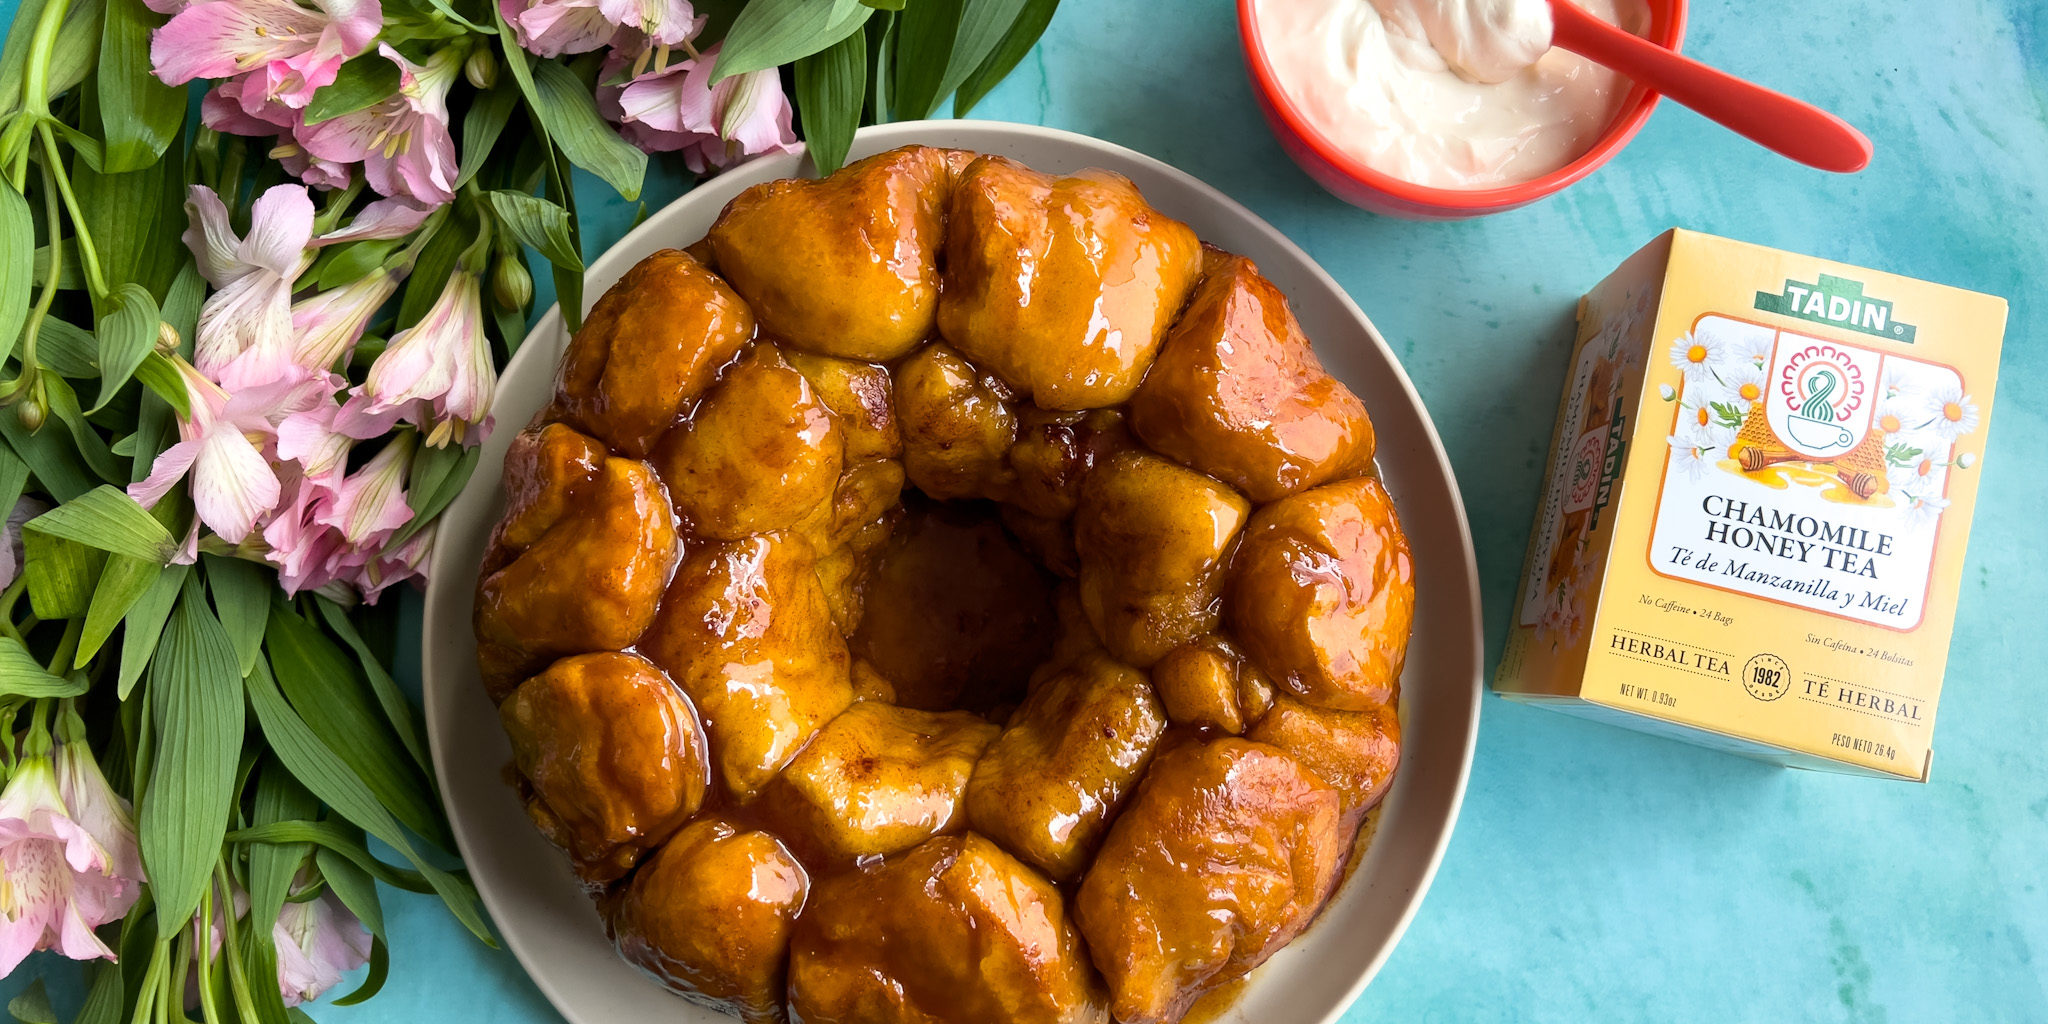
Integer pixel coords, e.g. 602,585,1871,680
1785,369,1854,453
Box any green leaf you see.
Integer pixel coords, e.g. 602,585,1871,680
529,60,645,201
542,145,584,332
41,375,126,482
487,190,583,271
99,0,185,171
7,978,53,1024
953,0,1057,115
204,554,271,676
91,282,159,411
796,27,867,175
0,637,87,698
891,0,958,121
73,131,169,296
457,86,519,189
311,239,404,292
265,604,449,848
244,660,494,945
868,10,897,121
397,205,469,328
314,597,431,774
26,484,175,561
714,0,872,82
0,185,31,360
896,0,1030,120
78,554,162,667
141,582,248,934
30,242,82,292
22,530,101,618
131,351,192,421
233,820,431,897
860,0,906,8
333,937,390,1006
302,55,402,127
390,431,478,547
316,841,387,938
0,443,26,517
32,316,98,377
118,561,187,699
43,0,104,103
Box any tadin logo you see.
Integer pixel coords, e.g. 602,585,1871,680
1755,274,1918,343
1764,337,1881,460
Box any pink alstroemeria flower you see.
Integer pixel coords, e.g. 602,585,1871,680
0,730,141,975
596,0,699,46
300,45,461,207
131,360,330,545
356,521,432,602
314,197,435,244
152,0,382,110
290,270,400,375
275,883,372,1005
183,184,317,389
606,41,796,171
336,269,493,447
500,0,618,57
316,434,415,547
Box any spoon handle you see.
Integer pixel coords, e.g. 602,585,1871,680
1547,0,1873,173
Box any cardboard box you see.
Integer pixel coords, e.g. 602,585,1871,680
1494,229,2007,780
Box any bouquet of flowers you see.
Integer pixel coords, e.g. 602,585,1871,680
0,0,1056,1016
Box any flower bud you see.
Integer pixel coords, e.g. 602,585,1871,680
465,48,498,90
16,396,44,432
155,320,181,355
1658,384,1677,402
492,255,533,311
1957,452,1976,469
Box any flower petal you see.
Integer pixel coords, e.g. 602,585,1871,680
129,440,203,508
239,184,317,276
190,431,283,543
181,185,245,287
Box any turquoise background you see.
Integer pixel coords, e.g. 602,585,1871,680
8,0,2048,1021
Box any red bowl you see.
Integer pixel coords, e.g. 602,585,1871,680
1238,0,1689,219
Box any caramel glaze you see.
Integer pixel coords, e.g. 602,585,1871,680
472,146,1414,1024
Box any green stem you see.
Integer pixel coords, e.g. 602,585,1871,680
36,122,107,300
2,156,63,400
215,862,264,1024
194,880,222,1024
47,616,79,676
126,941,166,1024
19,0,71,118
0,575,27,643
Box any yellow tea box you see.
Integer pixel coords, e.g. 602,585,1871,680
1494,229,2006,781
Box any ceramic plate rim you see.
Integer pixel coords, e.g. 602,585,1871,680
420,119,1482,1024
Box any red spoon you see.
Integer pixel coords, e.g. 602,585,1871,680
1547,0,1873,173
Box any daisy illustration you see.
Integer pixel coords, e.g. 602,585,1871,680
1714,320,1775,370
1918,380,1980,443
1899,485,1950,528
1887,455,1941,497
1667,428,1719,482
1723,358,1767,409
1667,332,1725,386
1875,366,1918,437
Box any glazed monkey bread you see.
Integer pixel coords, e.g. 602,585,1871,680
473,146,1416,1024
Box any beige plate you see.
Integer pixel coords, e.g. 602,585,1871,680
420,120,1482,1024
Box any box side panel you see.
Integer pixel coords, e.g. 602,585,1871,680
1495,232,1672,698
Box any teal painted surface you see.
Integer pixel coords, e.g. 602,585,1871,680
7,0,2047,1020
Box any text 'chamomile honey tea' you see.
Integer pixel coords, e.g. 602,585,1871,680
1495,229,2007,781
